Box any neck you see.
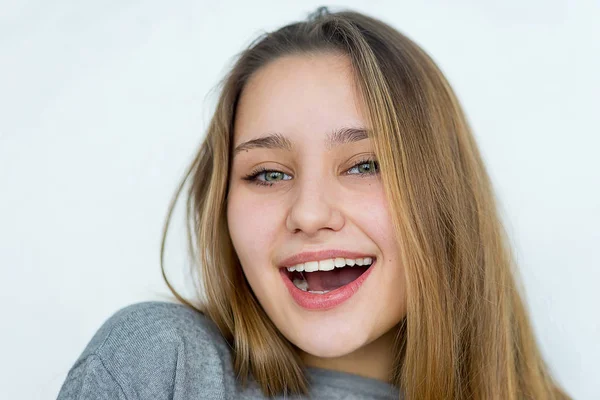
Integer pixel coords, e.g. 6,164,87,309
297,326,398,384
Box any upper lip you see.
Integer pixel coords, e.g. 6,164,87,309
278,249,377,268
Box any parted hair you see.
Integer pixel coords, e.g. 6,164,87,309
160,6,571,399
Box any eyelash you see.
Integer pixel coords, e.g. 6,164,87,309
242,157,380,187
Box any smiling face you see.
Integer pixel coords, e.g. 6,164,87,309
226,52,407,367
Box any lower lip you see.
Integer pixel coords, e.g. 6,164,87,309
279,260,376,311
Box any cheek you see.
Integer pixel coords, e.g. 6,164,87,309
227,190,281,268
351,184,395,243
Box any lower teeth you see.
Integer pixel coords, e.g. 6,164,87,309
293,278,308,291
292,278,330,294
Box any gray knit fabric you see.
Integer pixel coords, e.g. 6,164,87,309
57,301,402,399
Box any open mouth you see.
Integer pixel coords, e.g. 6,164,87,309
283,257,375,294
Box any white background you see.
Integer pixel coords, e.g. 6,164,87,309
1,1,598,399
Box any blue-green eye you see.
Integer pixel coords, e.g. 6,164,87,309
243,158,379,187
242,168,292,187
347,159,379,175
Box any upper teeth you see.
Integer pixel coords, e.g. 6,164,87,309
286,257,373,272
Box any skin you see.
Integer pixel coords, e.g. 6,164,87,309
226,52,407,383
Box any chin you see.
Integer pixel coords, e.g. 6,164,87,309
295,337,364,358
287,321,369,358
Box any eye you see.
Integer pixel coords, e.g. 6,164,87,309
346,158,379,176
242,168,292,187
242,157,379,187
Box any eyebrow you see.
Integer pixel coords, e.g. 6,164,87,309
233,127,370,157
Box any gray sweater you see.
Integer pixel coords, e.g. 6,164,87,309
57,301,402,399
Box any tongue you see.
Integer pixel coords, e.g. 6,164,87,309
304,266,368,291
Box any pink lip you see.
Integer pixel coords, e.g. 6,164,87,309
278,249,376,268
280,258,376,311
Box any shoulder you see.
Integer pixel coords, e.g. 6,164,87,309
63,301,234,399
85,301,231,358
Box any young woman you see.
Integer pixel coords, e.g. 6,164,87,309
58,7,572,400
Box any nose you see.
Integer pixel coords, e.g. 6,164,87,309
285,174,345,236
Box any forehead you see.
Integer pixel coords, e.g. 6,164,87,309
233,52,367,147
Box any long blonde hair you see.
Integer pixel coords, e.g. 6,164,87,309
160,7,571,399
